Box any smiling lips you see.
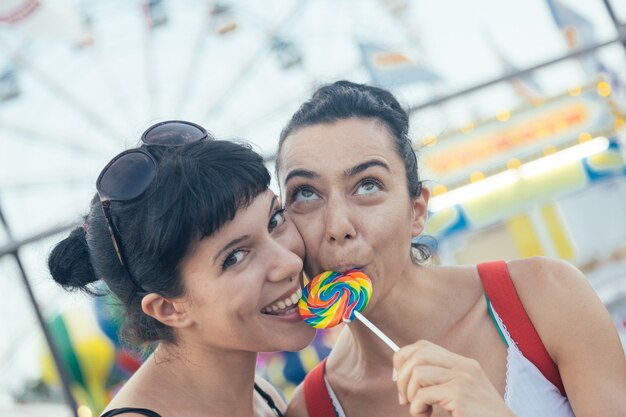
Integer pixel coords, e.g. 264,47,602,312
260,266,365,316
261,287,302,315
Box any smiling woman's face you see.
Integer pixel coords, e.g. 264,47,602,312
278,117,428,309
176,189,315,353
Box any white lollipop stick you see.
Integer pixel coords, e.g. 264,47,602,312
352,311,399,352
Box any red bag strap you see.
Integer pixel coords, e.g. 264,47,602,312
477,261,566,396
303,357,336,417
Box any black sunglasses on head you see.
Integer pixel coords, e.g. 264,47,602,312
96,120,208,294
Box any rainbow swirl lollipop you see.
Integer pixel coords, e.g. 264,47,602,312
298,269,372,329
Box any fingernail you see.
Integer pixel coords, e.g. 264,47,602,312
392,368,397,381
398,392,406,405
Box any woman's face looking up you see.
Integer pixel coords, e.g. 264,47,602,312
278,118,428,308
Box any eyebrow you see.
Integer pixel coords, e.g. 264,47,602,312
213,196,279,265
268,195,278,216
284,160,390,185
284,168,319,184
344,159,390,178
213,235,250,264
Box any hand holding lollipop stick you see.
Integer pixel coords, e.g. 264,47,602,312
298,269,399,352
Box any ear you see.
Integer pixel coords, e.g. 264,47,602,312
141,293,192,329
410,185,430,238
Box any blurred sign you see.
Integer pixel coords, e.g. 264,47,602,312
419,88,615,186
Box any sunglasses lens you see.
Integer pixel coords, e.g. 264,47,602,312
142,121,207,146
98,152,157,201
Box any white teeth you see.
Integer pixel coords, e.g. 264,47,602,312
290,293,299,305
263,287,303,314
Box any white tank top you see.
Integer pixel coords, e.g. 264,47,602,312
324,305,575,417
491,305,574,416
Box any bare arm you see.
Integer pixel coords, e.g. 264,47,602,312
509,257,626,417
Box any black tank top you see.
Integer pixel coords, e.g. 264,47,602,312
100,383,285,417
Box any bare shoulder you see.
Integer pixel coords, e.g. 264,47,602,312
254,375,287,412
507,255,586,289
505,256,601,331
506,256,604,338
285,382,309,417
426,264,486,294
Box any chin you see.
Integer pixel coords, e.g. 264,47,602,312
275,327,316,352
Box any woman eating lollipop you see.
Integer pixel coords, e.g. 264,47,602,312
276,81,626,417
48,120,316,417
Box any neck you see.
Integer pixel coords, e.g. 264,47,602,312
145,340,259,416
330,264,452,375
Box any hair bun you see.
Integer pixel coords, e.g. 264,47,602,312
48,226,99,291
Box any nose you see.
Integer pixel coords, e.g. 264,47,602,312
266,238,304,283
324,198,356,244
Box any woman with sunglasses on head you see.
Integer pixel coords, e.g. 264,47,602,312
48,121,316,417
276,81,626,417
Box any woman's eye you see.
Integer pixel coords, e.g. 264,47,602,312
269,209,286,232
291,186,320,203
222,249,246,270
355,179,382,195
